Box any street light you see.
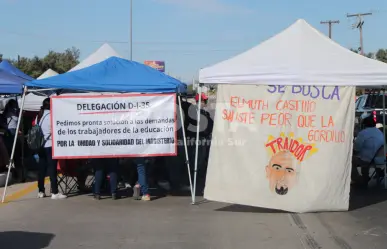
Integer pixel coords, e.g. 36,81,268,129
130,0,133,60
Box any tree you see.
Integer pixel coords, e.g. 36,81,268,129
349,48,374,59
6,47,80,78
375,49,387,63
187,84,195,95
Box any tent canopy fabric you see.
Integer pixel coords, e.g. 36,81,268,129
0,96,17,110
19,93,47,112
0,60,34,81
0,69,27,94
69,43,122,72
199,19,387,86
19,92,123,112
38,69,58,79
26,57,187,93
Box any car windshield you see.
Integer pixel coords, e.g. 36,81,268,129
365,95,387,108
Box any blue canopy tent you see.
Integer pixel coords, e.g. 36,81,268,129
0,60,34,81
26,57,187,93
0,69,27,94
2,56,193,203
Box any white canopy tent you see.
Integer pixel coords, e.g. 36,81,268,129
200,19,387,86
19,45,123,111
0,97,15,110
195,19,387,210
20,46,127,112
18,92,127,112
18,93,48,112
69,43,122,72
17,69,59,112
38,69,58,79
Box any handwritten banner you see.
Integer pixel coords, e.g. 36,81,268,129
204,85,355,213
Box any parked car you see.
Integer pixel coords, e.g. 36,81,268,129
355,93,387,135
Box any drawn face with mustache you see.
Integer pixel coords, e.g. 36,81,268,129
265,150,297,195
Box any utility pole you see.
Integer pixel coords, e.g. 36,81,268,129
320,20,340,39
130,0,133,60
347,12,372,55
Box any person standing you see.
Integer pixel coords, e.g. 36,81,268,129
185,93,213,185
132,158,150,201
0,114,9,172
3,99,23,181
3,99,19,136
37,98,67,199
93,158,119,200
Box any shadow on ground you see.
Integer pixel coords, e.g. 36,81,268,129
215,204,288,213
349,187,387,211
214,187,387,214
0,231,55,249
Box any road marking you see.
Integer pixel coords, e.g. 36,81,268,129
0,178,49,206
315,214,353,249
288,213,321,249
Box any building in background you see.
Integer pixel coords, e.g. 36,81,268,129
144,61,165,72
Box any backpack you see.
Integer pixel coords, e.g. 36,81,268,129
27,113,49,152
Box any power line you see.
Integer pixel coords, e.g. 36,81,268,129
320,20,339,39
347,12,372,55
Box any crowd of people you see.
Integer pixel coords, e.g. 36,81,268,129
2,90,387,199
0,93,214,201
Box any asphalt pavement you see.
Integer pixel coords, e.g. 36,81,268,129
1,184,387,249
1,96,387,249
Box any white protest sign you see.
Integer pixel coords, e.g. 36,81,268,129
204,85,355,213
51,94,177,159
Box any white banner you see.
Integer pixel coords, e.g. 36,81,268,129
204,85,355,213
51,94,177,159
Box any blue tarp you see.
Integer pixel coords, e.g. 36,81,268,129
0,69,26,94
26,57,187,93
0,60,34,81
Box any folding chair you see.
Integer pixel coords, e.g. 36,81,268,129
57,159,93,195
369,145,387,188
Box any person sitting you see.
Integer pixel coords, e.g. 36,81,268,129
352,115,385,186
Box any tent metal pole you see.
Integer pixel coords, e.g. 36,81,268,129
27,88,57,93
193,85,202,204
2,87,28,203
178,96,194,202
383,88,387,189
21,113,24,182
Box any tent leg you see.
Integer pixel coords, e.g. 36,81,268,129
178,96,194,203
21,114,25,182
383,89,387,189
2,87,28,203
193,85,202,204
